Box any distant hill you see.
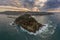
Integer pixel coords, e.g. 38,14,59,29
0,11,54,16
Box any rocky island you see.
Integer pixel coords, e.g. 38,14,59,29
14,14,44,33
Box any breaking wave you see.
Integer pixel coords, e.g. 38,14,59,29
20,24,48,35
10,20,57,38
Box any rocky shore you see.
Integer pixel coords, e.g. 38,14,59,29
14,14,44,33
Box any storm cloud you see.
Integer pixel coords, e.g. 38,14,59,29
44,0,60,9
0,0,60,11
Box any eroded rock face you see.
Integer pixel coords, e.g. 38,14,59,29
14,14,44,33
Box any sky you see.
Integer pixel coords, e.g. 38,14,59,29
44,0,60,9
0,0,60,11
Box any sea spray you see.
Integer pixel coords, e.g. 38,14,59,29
10,20,56,38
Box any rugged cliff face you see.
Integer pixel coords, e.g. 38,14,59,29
14,14,44,33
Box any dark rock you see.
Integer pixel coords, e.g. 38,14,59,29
14,14,44,33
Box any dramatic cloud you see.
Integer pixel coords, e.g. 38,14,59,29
20,0,34,8
44,0,60,9
0,0,60,11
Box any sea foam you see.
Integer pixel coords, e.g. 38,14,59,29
20,24,49,35
10,21,56,37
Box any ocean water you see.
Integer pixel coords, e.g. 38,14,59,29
0,13,60,40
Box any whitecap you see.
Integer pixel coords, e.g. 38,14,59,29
9,22,14,26
19,24,49,35
9,21,56,38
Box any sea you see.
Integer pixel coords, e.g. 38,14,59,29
0,12,60,40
